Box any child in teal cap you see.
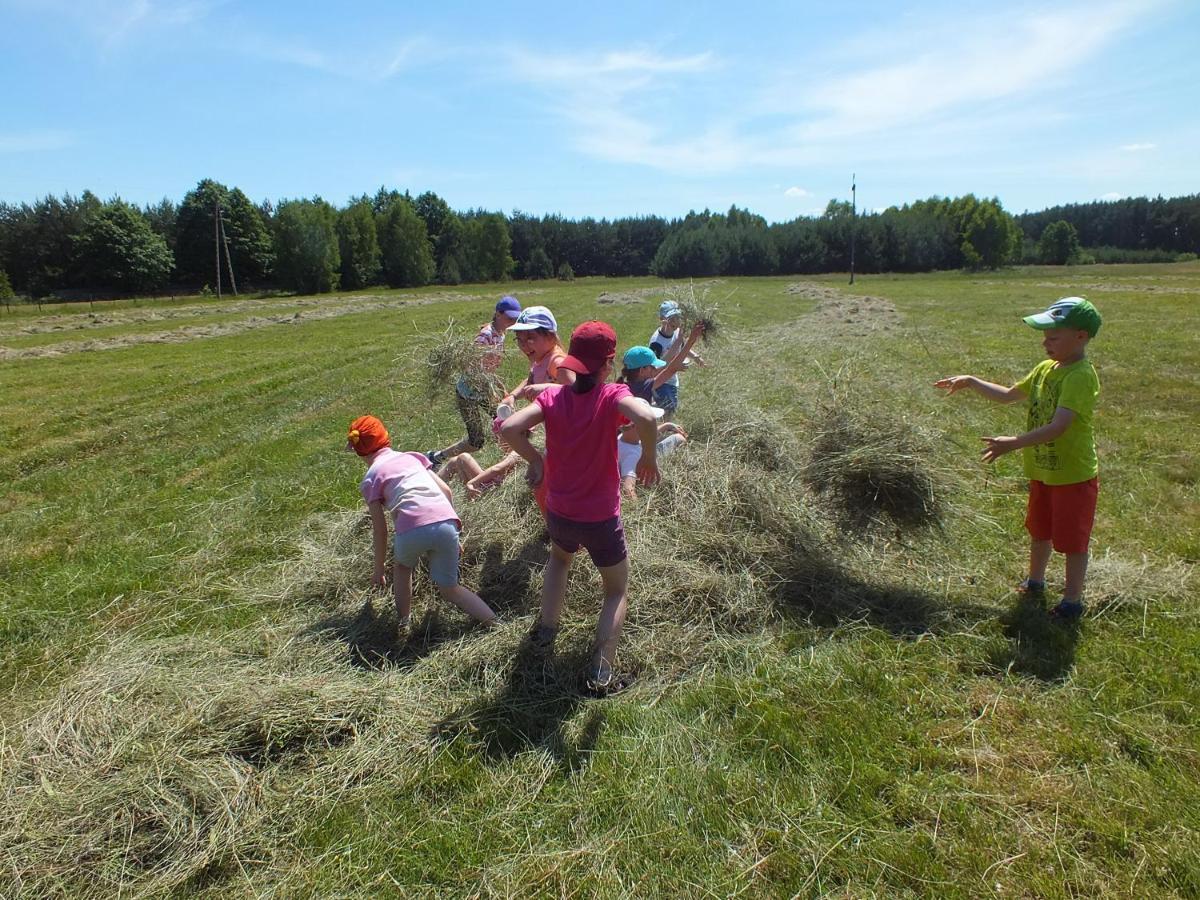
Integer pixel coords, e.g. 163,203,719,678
935,297,1102,622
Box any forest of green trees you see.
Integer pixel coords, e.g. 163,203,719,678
0,181,1196,302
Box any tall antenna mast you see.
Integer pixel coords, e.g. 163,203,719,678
849,173,857,285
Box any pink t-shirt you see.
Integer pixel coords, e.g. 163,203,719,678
359,449,459,533
535,382,631,522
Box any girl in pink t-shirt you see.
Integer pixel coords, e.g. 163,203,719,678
501,322,661,696
348,415,496,633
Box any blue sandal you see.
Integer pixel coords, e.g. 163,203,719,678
1049,599,1084,622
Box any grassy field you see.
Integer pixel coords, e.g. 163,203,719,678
1,266,1197,897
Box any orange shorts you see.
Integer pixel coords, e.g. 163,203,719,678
1025,478,1098,554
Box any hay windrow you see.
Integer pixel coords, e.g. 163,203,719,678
0,632,388,896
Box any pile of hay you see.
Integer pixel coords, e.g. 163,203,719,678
802,402,943,529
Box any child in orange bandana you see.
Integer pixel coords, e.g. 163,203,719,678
348,415,497,631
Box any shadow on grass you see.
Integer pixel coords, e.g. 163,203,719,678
432,633,604,771
468,537,549,617
984,595,1080,682
307,599,476,671
771,538,993,637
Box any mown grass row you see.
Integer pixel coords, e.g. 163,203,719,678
1,269,1197,897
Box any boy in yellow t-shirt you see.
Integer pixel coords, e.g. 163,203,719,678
935,297,1102,622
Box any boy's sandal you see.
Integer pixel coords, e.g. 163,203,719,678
1016,578,1046,597
1048,599,1084,622
583,667,634,698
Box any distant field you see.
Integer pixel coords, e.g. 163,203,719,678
1,265,1197,897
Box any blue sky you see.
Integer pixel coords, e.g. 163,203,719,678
1,0,1196,221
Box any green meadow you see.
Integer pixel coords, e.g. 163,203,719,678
1,266,1197,897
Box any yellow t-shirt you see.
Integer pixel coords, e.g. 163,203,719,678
1014,358,1100,485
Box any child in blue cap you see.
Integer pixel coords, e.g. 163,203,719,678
936,297,1102,622
648,300,705,417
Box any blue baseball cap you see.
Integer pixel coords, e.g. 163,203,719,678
495,295,521,317
507,305,558,332
623,345,666,369
658,300,681,319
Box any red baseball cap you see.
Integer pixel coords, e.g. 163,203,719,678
559,321,616,375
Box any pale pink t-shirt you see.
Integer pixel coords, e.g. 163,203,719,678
359,449,459,533
535,382,631,522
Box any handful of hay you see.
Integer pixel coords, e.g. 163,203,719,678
422,321,504,401
663,282,724,343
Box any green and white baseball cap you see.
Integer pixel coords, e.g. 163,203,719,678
1023,297,1102,337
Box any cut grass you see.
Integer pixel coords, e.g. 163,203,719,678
1,268,1198,897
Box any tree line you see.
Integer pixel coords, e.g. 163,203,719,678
1,181,1196,302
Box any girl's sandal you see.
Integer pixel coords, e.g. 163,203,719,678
583,667,634,698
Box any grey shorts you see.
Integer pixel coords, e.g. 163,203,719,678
393,519,461,586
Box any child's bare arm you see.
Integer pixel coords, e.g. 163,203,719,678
652,324,705,389
935,375,1025,403
368,500,389,587
981,407,1076,462
501,404,547,485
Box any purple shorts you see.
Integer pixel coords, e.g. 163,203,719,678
545,511,628,568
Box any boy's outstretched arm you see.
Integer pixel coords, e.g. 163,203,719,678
618,395,661,486
652,323,706,390
501,404,547,486
981,407,1076,462
368,500,389,588
935,375,1025,404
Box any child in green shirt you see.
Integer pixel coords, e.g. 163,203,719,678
935,297,1102,621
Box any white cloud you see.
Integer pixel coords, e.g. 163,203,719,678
1100,191,1124,200
229,32,439,81
1119,142,1156,151
14,0,220,47
784,187,810,198
0,130,75,153
502,1,1163,176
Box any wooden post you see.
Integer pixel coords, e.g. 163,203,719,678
219,211,238,295
849,173,857,286
214,199,222,300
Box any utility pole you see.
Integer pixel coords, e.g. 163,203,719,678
213,199,222,300
219,208,238,295
849,173,857,285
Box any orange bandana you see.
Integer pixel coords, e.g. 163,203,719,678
347,415,390,456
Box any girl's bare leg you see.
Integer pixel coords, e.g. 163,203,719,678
591,557,630,673
437,583,497,624
1028,539,1052,584
1063,551,1089,600
393,563,413,625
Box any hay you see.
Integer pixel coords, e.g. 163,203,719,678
803,401,942,529
663,282,724,343
420,320,504,401
0,631,387,895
